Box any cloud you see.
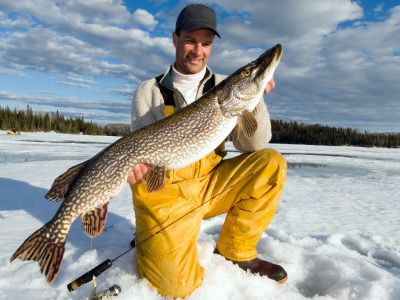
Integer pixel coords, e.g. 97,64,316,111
0,68,26,77
0,0,173,81
0,90,130,117
0,0,131,26
374,4,384,14
203,1,399,130
0,26,125,77
57,74,97,89
208,0,363,72
0,12,33,29
111,86,136,98
133,9,158,29
214,0,362,42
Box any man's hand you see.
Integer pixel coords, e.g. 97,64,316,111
264,79,275,95
127,163,152,185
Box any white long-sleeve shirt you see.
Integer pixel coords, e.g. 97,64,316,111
131,65,272,153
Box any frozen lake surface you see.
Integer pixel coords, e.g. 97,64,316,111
0,131,399,299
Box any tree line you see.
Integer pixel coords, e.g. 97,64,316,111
0,106,104,135
270,120,400,148
1,105,399,148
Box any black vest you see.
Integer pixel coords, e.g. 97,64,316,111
155,73,215,115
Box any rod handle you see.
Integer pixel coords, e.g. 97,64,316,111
67,259,112,292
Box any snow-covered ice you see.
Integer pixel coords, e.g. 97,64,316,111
0,131,399,299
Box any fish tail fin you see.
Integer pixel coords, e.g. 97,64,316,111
10,224,65,283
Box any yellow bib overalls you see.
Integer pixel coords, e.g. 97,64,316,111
131,104,287,298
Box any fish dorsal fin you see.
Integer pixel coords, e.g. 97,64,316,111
238,110,258,138
144,166,166,193
81,203,109,238
45,161,87,201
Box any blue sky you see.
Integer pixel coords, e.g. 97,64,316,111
1,0,399,132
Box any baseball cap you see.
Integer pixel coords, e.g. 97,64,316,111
175,4,221,38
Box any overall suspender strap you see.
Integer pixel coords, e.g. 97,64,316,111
202,74,215,95
155,75,175,117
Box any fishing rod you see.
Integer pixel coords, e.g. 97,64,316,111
67,189,222,292
67,239,135,292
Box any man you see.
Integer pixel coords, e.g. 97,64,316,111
128,4,287,298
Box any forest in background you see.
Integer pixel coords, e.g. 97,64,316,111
1,106,399,148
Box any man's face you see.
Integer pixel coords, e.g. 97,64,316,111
173,28,214,74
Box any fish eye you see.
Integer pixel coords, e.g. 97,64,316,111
243,69,251,76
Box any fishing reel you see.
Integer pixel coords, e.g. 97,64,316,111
89,284,121,300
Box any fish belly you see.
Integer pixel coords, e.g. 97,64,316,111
168,117,237,169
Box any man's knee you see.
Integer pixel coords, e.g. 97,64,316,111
253,149,287,182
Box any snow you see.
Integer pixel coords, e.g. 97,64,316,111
0,130,399,300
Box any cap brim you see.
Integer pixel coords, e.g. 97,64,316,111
180,23,221,38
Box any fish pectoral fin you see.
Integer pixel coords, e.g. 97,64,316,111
81,203,108,238
144,166,166,193
238,110,258,138
45,160,87,201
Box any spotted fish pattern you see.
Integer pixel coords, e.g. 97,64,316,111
10,44,283,283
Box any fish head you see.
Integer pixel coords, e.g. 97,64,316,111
217,44,283,116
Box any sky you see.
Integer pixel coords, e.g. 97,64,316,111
0,0,399,132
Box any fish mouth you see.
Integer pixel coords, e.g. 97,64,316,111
254,44,283,78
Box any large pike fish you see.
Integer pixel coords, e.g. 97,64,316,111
10,44,283,283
